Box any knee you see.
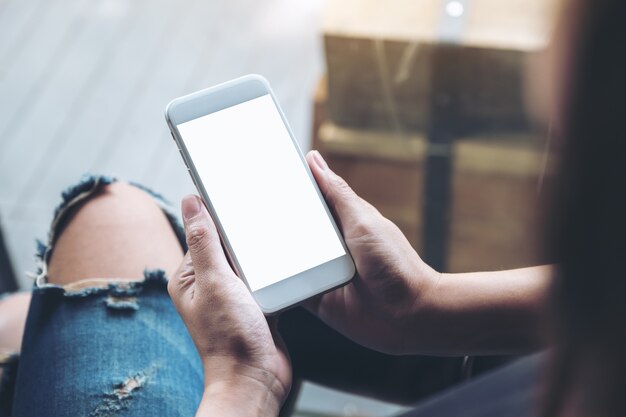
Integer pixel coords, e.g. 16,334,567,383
64,182,162,227
52,182,167,249
47,182,183,285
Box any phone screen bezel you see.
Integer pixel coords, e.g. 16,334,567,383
165,74,355,314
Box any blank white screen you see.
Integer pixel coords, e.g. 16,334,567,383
178,94,346,291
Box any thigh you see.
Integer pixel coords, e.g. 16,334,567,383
280,307,467,405
0,292,30,417
13,277,204,417
399,354,543,417
11,176,202,417
0,351,18,417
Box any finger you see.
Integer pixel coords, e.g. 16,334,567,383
267,315,280,335
181,194,230,275
267,315,290,358
306,151,370,224
301,292,323,315
167,252,195,304
301,287,344,321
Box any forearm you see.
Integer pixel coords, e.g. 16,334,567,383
410,265,553,356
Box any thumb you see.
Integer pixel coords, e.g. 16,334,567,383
306,150,366,224
167,252,195,305
181,195,230,276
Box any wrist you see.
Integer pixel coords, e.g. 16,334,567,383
197,379,281,417
400,262,446,353
408,260,443,317
196,359,287,417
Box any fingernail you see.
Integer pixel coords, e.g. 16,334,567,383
182,195,202,220
313,150,329,171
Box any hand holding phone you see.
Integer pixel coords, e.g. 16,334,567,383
165,75,355,313
168,194,292,416
302,150,441,354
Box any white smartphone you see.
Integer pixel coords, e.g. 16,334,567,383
165,74,355,314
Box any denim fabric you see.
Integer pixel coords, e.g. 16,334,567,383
4,175,203,417
399,353,543,417
0,353,18,417
12,273,203,417
1,174,475,416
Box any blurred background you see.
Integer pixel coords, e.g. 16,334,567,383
0,0,558,415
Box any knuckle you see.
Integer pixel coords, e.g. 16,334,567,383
330,173,357,201
185,222,211,251
332,173,352,193
351,218,371,238
166,277,176,297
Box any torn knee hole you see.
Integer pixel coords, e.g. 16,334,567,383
105,295,139,311
89,364,160,417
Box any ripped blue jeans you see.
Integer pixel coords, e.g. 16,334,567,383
0,175,471,417
1,176,204,417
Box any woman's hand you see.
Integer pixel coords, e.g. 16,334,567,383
304,151,440,355
168,195,291,417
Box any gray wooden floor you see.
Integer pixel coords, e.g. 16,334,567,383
0,0,408,415
0,0,324,288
